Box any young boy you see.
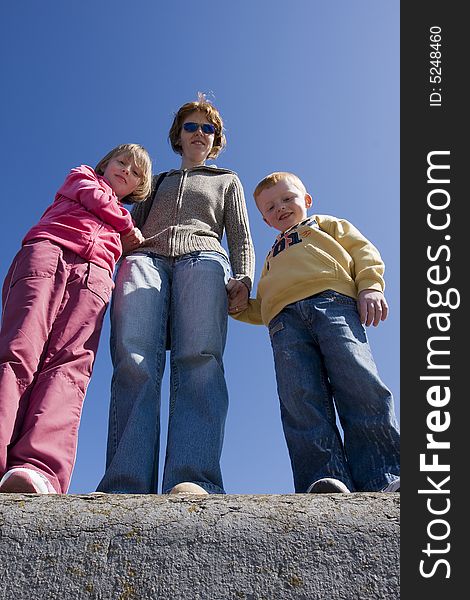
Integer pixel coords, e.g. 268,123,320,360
230,172,400,494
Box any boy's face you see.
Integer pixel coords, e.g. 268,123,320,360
256,179,312,232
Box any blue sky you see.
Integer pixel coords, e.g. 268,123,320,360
0,1,399,494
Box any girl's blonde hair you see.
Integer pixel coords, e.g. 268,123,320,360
168,93,226,159
95,143,152,203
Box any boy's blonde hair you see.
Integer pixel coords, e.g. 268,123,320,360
95,143,152,204
253,172,307,201
168,93,226,159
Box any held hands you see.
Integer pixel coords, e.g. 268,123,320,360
120,227,145,254
357,289,389,327
226,278,249,314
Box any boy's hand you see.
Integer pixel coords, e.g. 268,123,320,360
357,289,389,327
121,227,145,253
226,278,249,313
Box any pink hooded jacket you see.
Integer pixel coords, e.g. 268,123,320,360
23,165,134,274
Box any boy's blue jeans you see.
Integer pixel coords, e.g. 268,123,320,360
268,290,400,492
97,250,231,494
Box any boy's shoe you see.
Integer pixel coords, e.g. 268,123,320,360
307,478,351,494
169,482,209,495
381,477,400,492
0,467,56,494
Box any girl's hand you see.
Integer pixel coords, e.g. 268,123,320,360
226,278,249,313
357,289,389,327
121,227,145,253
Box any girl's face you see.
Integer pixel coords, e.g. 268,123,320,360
102,153,142,200
179,110,215,168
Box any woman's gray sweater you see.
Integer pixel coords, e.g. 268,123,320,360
131,165,255,289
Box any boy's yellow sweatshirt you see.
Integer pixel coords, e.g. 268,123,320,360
232,215,385,326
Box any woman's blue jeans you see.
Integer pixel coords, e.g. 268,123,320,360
268,290,400,493
97,251,231,494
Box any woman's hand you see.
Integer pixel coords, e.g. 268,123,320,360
226,278,249,313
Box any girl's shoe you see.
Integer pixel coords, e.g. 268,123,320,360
0,468,56,494
307,477,351,493
169,482,209,495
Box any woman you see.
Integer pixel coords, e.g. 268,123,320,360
97,96,255,495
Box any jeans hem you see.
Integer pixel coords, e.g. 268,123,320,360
359,472,400,492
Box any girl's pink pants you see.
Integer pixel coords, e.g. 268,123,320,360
0,239,113,493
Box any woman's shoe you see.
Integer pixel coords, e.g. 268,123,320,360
169,482,209,495
306,477,351,494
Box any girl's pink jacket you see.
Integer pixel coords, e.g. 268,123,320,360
23,165,134,275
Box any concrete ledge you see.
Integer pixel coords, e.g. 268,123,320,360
0,493,399,599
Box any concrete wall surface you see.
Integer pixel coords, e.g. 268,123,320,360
0,493,399,600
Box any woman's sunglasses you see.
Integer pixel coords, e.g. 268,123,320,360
183,122,216,135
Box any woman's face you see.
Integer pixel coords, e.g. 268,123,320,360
179,110,215,167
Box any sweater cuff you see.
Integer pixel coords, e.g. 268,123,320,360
120,220,135,236
232,274,253,292
357,280,384,294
